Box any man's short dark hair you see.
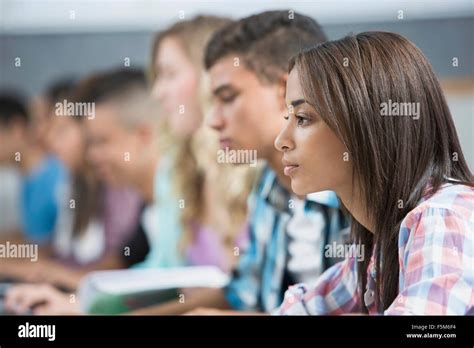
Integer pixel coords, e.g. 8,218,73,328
74,68,147,104
205,10,327,83
45,77,77,104
0,93,28,126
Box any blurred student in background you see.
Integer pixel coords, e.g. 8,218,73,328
81,69,156,270
0,79,78,243
0,94,67,245
44,73,142,279
29,78,77,151
0,75,142,290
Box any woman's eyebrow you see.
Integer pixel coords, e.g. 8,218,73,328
289,99,306,108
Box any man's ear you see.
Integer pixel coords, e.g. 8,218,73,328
277,73,289,111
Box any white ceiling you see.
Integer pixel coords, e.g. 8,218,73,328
1,0,473,34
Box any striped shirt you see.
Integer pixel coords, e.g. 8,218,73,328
277,183,474,315
225,165,348,312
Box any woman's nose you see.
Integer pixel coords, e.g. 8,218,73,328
274,122,294,152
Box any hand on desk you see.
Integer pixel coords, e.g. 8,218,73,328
4,283,80,315
0,258,82,290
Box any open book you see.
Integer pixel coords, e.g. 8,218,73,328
78,266,230,314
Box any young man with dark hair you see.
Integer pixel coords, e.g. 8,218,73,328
0,93,67,244
131,10,348,315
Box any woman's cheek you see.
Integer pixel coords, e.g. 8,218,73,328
181,78,198,107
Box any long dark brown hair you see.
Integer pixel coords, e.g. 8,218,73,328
290,32,473,312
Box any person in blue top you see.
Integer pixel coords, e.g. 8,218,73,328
0,93,67,244
20,155,66,243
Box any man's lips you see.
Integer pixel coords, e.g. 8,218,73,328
219,138,232,149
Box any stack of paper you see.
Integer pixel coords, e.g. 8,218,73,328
78,266,230,314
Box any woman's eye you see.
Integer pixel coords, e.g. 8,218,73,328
160,69,176,79
296,115,310,126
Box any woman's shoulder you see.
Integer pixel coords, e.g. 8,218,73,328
399,183,474,242
409,183,473,219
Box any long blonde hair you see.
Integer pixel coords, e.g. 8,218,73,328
151,16,257,257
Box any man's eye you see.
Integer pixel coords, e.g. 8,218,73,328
220,94,237,103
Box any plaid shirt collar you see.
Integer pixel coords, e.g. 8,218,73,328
259,164,341,214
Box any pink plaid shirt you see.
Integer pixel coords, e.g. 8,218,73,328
277,183,474,315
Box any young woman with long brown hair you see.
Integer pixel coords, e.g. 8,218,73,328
275,31,473,315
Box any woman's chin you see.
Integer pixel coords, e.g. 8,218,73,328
290,181,311,196
291,179,331,197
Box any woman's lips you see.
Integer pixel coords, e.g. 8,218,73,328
283,164,299,176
